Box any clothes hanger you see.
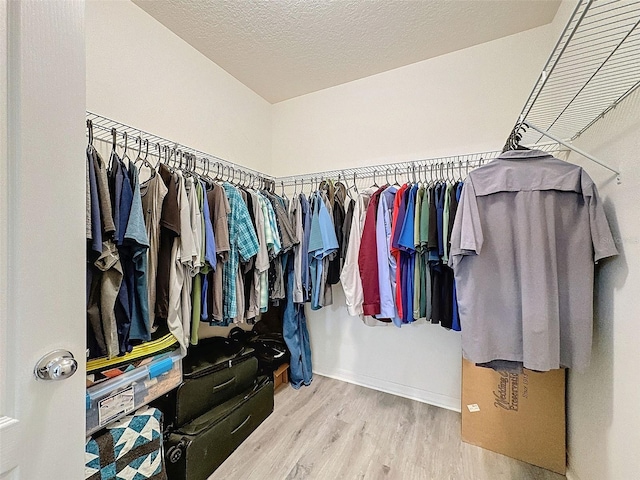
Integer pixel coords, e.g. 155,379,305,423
502,123,530,152
108,127,118,171
214,162,222,182
120,131,133,168
175,149,182,171
192,154,199,178
135,137,157,179
187,153,197,179
211,162,220,182
173,148,180,171
333,177,345,204
163,145,171,171
371,169,379,188
87,119,94,147
135,135,142,162
200,157,209,183
111,128,117,153
428,163,435,188
339,171,352,200
392,167,400,187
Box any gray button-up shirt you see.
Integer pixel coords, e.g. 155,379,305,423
449,150,618,371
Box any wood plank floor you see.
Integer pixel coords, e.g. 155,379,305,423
208,375,565,480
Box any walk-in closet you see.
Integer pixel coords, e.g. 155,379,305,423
2,1,639,479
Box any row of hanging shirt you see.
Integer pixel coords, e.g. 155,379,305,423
338,166,467,329
86,133,295,359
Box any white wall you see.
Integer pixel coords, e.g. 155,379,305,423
564,88,640,480
86,0,272,172
271,24,557,410
272,26,556,178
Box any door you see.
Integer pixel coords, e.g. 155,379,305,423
0,2,86,479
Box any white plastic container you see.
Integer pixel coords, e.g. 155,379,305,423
86,350,182,435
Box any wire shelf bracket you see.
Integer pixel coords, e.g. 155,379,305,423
523,118,621,184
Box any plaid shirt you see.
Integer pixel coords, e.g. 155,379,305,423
222,183,259,323
252,192,275,312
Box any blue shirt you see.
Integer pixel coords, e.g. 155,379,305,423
435,183,446,258
125,164,151,343
200,180,217,270
299,194,311,301
399,185,418,323
113,158,136,353
451,181,464,332
308,193,338,310
376,186,401,326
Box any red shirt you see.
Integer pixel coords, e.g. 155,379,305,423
358,187,385,316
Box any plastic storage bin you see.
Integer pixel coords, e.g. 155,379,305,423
86,350,182,435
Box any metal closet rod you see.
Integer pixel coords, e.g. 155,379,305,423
86,111,275,181
275,143,567,187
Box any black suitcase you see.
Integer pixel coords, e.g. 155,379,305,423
153,337,258,429
165,376,274,480
229,328,290,375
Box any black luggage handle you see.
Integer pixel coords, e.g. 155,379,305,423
230,415,251,435
212,377,235,392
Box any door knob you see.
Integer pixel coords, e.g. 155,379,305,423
34,349,78,381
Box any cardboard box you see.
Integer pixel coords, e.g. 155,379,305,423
273,363,289,391
461,359,566,474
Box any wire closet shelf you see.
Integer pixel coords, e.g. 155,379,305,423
86,111,275,185
276,143,567,188
509,0,640,179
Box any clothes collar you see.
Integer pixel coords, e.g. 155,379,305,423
497,149,554,161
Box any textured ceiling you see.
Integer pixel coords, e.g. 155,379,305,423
133,0,561,104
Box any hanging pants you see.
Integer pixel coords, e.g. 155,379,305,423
283,257,312,388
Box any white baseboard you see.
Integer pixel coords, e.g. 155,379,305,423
313,367,461,412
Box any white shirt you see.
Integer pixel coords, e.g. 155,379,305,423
340,188,375,317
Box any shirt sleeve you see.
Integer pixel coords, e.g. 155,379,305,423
583,172,618,262
209,187,230,262
236,206,260,263
448,176,483,269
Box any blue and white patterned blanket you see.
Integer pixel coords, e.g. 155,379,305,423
85,406,166,480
